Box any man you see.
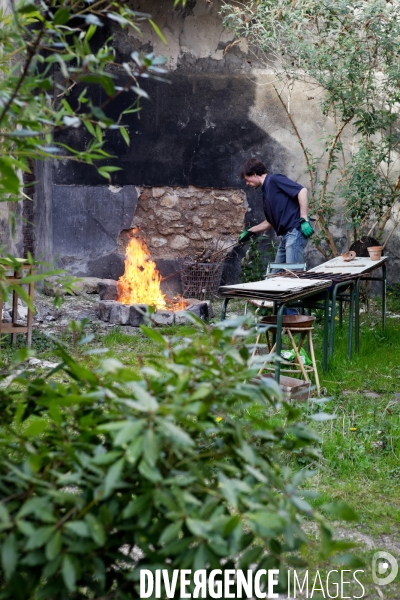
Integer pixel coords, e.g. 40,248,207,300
238,158,313,265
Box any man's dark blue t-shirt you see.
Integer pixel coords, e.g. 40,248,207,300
262,174,304,236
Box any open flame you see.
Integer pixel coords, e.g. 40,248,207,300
118,235,166,309
117,233,188,311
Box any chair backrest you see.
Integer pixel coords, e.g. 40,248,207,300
266,262,306,275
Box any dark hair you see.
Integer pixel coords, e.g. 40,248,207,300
238,158,267,179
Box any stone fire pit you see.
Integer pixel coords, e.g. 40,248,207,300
98,279,214,326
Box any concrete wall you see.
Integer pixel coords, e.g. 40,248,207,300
33,160,53,265
52,184,138,278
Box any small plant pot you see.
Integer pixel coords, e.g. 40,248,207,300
342,250,356,262
367,246,383,261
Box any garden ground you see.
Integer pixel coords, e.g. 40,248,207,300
1,288,399,599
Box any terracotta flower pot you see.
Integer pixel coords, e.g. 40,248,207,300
367,246,383,261
342,250,356,262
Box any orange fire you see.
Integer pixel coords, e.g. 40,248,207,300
118,236,167,309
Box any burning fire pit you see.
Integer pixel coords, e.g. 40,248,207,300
98,235,213,326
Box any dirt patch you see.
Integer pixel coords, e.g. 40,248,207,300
31,292,101,332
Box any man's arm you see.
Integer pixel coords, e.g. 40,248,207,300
297,188,309,219
249,220,272,233
298,187,314,237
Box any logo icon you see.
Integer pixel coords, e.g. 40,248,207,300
372,551,398,586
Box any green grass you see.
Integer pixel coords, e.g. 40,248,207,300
297,304,400,596
225,297,400,594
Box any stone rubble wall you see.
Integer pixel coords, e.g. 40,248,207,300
124,185,248,260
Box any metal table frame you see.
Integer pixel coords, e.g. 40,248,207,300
221,288,330,382
355,260,386,351
296,280,355,359
220,257,386,380
302,256,387,356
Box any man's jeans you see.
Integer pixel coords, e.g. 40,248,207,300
273,228,308,315
274,227,308,266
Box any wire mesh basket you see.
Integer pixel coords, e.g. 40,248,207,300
180,261,225,300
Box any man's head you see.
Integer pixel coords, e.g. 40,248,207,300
238,158,267,189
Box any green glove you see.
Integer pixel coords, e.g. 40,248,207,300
300,217,314,238
238,229,256,245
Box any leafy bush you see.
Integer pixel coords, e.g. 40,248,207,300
0,1,166,184
0,317,356,598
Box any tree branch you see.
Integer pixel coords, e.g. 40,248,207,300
0,20,47,127
318,115,353,209
273,84,315,201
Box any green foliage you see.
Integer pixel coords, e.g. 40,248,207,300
0,1,167,186
387,283,400,313
0,0,168,303
0,254,63,312
223,0,400,256
387,283,400,299
0,317,353,598
241,237,275,283
341,143,397,230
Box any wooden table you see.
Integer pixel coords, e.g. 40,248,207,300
0,258,35,348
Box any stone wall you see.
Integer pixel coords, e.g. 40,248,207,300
129,186,247,259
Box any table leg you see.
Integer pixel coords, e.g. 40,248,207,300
220,298,230,321
306,330,318,394
329,288,337,359
330,281,355,360
355,278,361,353
275,304,285,383
382,262,386,330
11,271,18,346
348,282,354,360
323,291,329,372
27,273,34,348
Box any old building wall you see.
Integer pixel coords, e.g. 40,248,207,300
49,0,307,285
37,0,399,284
52,184,139,279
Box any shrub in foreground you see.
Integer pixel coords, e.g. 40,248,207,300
0,317,356,598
